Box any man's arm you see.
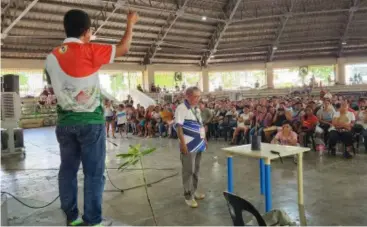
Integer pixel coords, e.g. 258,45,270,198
285,110,292,121
332,117,343,128
176,125,188,154
174,105,188,154
115,12,138,58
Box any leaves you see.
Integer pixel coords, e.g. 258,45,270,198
141,148,156,156
116,144,156,170
116,153,134,158
118,160,131,170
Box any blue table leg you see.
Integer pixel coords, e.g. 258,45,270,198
260,159,265,195
264,159,272,212
227,156,233,193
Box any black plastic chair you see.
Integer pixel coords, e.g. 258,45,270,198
223,192,267,226
216,116,231,141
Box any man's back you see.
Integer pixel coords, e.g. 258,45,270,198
45,38,115,126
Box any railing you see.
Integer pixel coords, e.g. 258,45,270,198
144,84,367,101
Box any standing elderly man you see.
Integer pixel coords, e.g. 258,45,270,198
175,87,207,208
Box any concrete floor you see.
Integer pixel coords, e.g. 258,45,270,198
1,127,367,226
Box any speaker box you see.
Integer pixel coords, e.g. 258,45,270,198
2,74,19,94
1,129,8,150
14,128,24,148
0,128,24,150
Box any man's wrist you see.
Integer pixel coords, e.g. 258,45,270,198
126,22,134,29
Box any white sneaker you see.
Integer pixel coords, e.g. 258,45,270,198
185,199,198,208
92,218,113,226
194,192,205,200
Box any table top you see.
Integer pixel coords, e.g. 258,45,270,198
222,143,310,160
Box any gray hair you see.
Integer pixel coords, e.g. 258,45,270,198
185,86,201,96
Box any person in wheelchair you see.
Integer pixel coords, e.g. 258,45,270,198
329,101,355,158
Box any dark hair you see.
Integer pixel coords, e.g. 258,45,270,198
119,104,125,108
63,9,91,38
335,103,341,109
244,105,250,109
293,101,302,106
305,105,313,110
282,120,291,126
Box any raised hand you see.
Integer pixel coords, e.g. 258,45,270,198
127,11,139,25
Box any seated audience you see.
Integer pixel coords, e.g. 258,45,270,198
354,98,367,151
109,89,365,157
150,83,157,93
249,105,266,138
329,101,355,158
116,104,127,136
200,102,213,140
230,105,253,145
299,106,318,147
137,106,146,136
160,105,174,137
271,120,298,146
316,98,335,143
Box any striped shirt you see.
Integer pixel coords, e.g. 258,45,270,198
174,100,206,153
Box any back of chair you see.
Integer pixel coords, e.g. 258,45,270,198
222,115,231,126
223,192,267,226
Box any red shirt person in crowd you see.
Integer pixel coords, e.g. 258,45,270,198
299,106,318,147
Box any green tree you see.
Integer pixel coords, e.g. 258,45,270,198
309,66,334,82
110,73,127,97
154,72,175,88
183,72,200,86
19,73,29,86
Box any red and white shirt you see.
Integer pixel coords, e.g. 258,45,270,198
45,38,116,113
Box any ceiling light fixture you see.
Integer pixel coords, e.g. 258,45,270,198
272,46,278,50
342,41,347,45
201,16,207,21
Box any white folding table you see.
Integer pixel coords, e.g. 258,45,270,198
222,143,310,226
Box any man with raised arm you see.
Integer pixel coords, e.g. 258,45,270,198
44,9,138,226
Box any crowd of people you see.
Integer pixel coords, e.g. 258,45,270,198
104,89,367,158
136,82,199,93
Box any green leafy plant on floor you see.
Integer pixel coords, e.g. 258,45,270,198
116,144,158,225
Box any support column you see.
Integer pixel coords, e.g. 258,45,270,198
202,69,209,92
336,57,346,85
142,66,154,91
142,68,149,91
266,62,274,89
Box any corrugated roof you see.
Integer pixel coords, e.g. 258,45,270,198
1,0,367,66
